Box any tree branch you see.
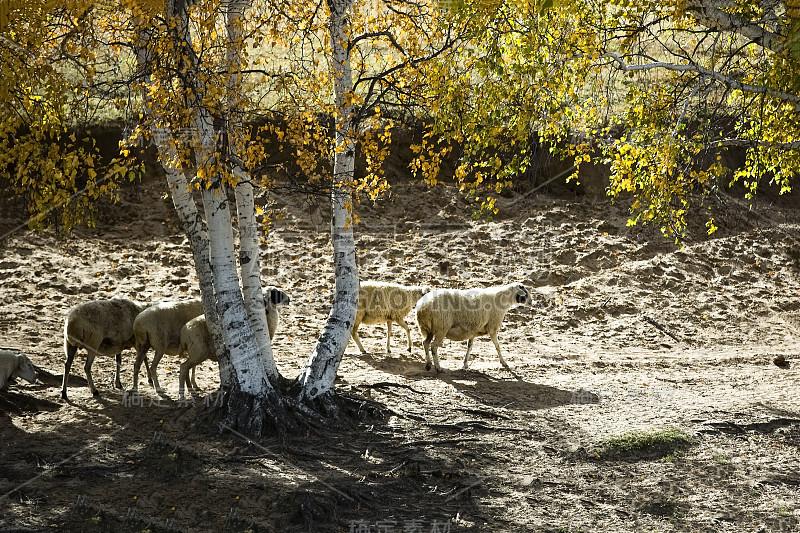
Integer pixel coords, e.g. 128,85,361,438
348,30,405,55
604,52,800,110
709,138,800,150
686,0,786,54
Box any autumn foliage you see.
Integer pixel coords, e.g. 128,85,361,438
2,0,797,238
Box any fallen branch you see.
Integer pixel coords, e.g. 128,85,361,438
641,314,684,345
454,407,512,421
426,421,529,433
404,437,481,447
359,381,423,394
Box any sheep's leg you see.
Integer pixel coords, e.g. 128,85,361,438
179,360,191,400
351,324,368,354
84,353,99,396
385,321,392,353
190,366,198,390
144,356,153,385
131,344,150,391
423,332,433,370
62,343,78,400
114,353,123,389
430,334,444,373
490,332,511,370
462,338,474,370
149,350,165,394
396,317,413,353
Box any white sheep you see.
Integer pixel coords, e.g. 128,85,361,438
176,315,214,400
177,287,290,399
62,298,149,399
131,299,204,394
415,283,532,372
350,281,430,354
0,350,37,391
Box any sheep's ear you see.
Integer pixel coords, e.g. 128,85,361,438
270,289,289,305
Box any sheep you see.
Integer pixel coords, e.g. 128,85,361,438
177,286,290,399
176,315,214,399
0,350,37,391
130,298,204,394
350,281,430,354
132,287,291,396
62,298,150,399
415,283,532,372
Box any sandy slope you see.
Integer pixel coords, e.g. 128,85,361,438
1,174,799,532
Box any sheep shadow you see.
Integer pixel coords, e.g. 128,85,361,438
0,389,61,415
439,372,591,411
354,351,594,411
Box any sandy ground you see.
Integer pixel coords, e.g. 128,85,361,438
1,172,799,532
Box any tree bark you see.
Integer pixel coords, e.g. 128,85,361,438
145,3,284,424
296,0,360,408
224,1,281,384
686,0,785,54
195,133,263,394
234,173,279,383
131,21,233,389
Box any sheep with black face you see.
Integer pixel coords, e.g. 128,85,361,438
176,287,290,399
131,286,290,395
415,283,532,372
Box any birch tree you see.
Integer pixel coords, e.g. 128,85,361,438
0,0,460,435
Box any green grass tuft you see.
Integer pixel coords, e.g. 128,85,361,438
595,427,695,460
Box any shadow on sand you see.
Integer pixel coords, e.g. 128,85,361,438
356,351,599,411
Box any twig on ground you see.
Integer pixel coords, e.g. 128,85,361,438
360,381,423,394
405,437,481,447
454,407,512,420
426,421,528,433
641,314,685,345
389,461,409,475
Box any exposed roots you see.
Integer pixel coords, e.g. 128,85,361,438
289,389,388,432
221,386,295,439
199,382,389,441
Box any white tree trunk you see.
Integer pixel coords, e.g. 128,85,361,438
132,24,233,389
225,1,280,383
148,128,231,386
297,0,359,403
234,173,279,382
131,1,288,434
157,0,273,399
194,113,269,396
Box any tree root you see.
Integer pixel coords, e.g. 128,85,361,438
195,382,388,440
220,386,295,439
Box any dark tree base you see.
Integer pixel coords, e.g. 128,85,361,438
221,386,294,438
197,382,388,440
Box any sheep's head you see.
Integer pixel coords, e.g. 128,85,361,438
265,286,291,306
11,354,37,384
514,284,533,306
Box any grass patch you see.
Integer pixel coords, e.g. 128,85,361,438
595,427,695,461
